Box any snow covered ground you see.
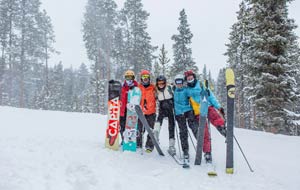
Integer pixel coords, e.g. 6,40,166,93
1,106,300,190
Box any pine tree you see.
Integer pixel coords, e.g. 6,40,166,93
83,0,117,113
216,68,227,109
225,1,252,129
158,44,170,77
170,9,198,78
121,0,156,75
48,62,65,110
245,0,300,134
202,64,207,80
152,58,161,78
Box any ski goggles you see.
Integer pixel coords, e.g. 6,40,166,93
141,75,150,80
125,75,134,80
175,79,183,85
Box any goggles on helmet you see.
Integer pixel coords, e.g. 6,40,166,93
125,75,134,80
141,75,150,80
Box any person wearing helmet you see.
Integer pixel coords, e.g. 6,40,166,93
154,75,176,155
137,70,157,153
120,70,139,144
184,70,226,163
173,74,199,166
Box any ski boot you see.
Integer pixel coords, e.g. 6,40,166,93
145,146,153,153
183,153,190,168
217,126,227,137
167,138,176,156
204,152,212,163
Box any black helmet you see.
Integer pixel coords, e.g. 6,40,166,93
156,75,166,83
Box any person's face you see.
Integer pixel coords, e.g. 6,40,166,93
186,75,194,83
141,74,150,83
157,80,166,88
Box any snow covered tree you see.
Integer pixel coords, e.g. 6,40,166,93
245,0,300,134
225,1,252,129
120,0,156,75
151,58,161,78
83,0,117,113
202,64,207,80
170,9,198,78
215,68,227,109
48,62,65,110
158,44,170,77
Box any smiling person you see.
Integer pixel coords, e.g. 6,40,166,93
173,74,199,167
154,75,176,155
119,70,139,145
137,70,157,153
184,70,226,163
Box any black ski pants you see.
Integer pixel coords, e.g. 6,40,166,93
157,107,175,139
175,110,198,155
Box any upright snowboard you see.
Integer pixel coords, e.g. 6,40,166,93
134,105,165,156
105,80,122,150
225,68,235,174
122,87,142,152
195,82,209,165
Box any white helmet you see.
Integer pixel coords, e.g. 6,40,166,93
174,74,184,85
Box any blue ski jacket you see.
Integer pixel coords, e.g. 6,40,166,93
185,80,221,115
173,86,193,116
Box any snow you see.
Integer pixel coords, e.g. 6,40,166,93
1,106,300,190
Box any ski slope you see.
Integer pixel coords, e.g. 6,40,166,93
0,106,299,190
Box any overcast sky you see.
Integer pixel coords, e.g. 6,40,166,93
41,0,300,78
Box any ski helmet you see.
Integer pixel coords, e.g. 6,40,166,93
156,75,166,83
184,70,197,87
124,70,135,80
140,69,151,76
184,70,196,79
174,74,184,85
140,69,151,85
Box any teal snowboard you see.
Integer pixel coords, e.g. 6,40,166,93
122,87,141,152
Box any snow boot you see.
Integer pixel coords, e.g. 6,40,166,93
204,152,212,163
183,153,190,168
145,146,153,153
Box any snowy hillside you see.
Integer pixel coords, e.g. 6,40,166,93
0,106,300,190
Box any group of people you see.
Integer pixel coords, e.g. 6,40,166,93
119,69,227,164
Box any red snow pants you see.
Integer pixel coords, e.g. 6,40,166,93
195,106,225,153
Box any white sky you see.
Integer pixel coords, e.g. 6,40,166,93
41,0,300,78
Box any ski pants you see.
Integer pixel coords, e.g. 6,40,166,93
157,107,175,139
175,110,199,155
137,113,156,149
120,114,126,141
196,106,225,153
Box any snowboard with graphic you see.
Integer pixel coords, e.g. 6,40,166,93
122,87,142,152
105,80,122,150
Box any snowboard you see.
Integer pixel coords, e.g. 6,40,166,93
122,87,142,152
225,68,235,174
134,105,165,156
194,81,209,165
105,80,122,151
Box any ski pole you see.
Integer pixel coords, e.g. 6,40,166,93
233,135,254,172
188,129,197,152
175,122,182,159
